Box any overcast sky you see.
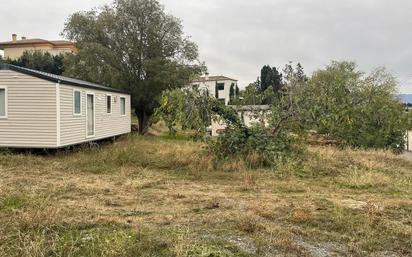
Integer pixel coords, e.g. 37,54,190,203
1,0,412,92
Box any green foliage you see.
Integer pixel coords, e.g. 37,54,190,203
156,90,185,136
259,65,282,93
210,65,307,167
155,63,307,168
62,0,204,134
3,51,65,75
233,83,276,105
283,62,308,85
304,61,407,153
156,88,212,137
208,124,301,167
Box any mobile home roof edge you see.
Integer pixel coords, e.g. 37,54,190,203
0,64,129,94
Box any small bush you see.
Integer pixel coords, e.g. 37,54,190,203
208,125,303,168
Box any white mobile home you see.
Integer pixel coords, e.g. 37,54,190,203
0,64,131,148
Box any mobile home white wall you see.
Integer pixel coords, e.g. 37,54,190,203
59,84,131,147
0,70,57,148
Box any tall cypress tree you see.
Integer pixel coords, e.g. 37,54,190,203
229,83,235,99
259,65,283,94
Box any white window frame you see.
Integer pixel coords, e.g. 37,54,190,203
106,94,112,114
86,92,96,138
73,89,82,116
0,86,8,119
120,97,126,116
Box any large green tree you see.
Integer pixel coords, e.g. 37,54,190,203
62,0,203,134
2,51,65,75
304,61,407,152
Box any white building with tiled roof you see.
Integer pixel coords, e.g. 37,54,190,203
190,74,238,105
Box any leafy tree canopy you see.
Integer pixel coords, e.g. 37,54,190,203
304,61,407,152
62,0,204,134
156,88,213,138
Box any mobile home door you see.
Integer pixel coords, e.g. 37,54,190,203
86,93,95,137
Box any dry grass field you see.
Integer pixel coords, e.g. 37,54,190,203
0,135,412,257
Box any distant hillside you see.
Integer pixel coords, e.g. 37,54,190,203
399,94,412,104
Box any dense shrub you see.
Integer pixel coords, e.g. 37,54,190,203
208,124,302,167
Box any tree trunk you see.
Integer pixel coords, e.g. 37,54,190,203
135,109,150,135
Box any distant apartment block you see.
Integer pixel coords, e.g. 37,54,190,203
0,34,77,60
190,74,238,105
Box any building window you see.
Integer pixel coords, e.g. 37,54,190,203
120,97,126,116
73,90,82,115
217,83,225,90
218,98,226,105
0,87,7,118
106,95,112,114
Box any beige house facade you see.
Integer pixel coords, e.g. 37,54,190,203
0,64,131,148
0,34,77,60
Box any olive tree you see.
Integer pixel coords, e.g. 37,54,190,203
62,0,204,134
304,61,407,152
